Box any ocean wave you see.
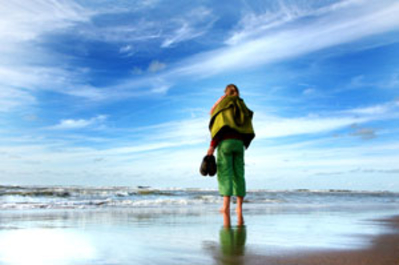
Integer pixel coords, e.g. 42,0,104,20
0,185,189,198
0,197,224,210
1,185,398,210
0,190,71,198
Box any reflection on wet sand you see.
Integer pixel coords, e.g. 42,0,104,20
206,211,247,265
3,207,399,265
208,213,399,265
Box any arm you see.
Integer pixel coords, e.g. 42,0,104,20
207,135,220,156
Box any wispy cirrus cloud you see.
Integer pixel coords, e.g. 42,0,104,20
161,7,217,48
105,0,399,98
225,0,364,45
334,72,399,93
0,1,219,110
0,0,96,111
261,98,399,140
340,99,399,116
173,0,399,77
0,0,91,46
2,0,399,110
70,5,215,48
1,0,399,189
0,86,36,112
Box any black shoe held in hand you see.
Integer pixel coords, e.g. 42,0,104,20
207,155,217,176
200,155,209,176
200,155,217,177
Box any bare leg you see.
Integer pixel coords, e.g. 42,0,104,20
236,196,244,214
219,196,231,213
222,210,231,228
236,196,244,226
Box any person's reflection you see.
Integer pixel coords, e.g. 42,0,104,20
218,211,247,265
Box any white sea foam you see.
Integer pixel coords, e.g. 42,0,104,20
1,185,398,210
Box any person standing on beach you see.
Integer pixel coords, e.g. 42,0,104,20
207,84,255,222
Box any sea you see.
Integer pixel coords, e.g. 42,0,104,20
1,185,399,210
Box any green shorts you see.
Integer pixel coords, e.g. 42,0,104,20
216,139,246,197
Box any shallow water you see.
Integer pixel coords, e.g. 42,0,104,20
0,203,398,265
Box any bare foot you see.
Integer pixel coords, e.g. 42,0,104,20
236,207,244,225
237,215,244,226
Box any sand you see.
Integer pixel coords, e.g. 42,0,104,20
215,215,399,265
1,207,399,264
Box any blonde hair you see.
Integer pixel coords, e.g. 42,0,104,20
225,84,240,97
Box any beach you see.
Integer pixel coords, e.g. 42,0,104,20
0,186,399,265
213,215,399,265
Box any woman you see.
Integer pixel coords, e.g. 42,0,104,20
207,84,255,218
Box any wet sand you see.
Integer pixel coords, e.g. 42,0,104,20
1,207,399,265
215,215,399,265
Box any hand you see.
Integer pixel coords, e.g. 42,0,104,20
207,146,215,156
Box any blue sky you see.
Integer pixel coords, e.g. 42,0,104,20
1,0,399,190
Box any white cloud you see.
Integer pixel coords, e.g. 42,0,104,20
225,0,364,45
161,22,207,48
1,123,399,188
349,126,376,140
130,1,399,109
2,0,399,109
302,88,315,95
0,66,108,111
1,101,399,188
341,100,398,115
40,99,399,152
105,0,399,96
148,60,166,73
120,45,132,53
255,114,369,139
70,5,215,49
119,45,135,57
336,72,399,93
0,87,36,112
0,1,96,111
150,85,171,94
49,115,107,130
162,22,193,48
161,7,216,48
0,3,218,108
78,23,163,44
346,105,388,115
168,0,399,77
0,0,91,45
255,99,399,139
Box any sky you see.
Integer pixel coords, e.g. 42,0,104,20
0,0,399,191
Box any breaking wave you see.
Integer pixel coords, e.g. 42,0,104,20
1,185,398,210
